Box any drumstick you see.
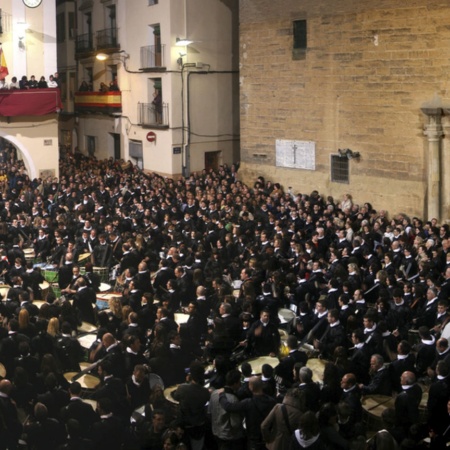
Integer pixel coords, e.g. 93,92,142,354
366,396,393,411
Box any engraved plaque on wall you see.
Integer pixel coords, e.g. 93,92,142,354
275,139,315,170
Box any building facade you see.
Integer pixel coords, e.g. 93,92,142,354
58,0,239,177
0,0,60,180
239,0,450,220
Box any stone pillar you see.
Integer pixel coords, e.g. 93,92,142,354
421,107,444,221
441,110,450,221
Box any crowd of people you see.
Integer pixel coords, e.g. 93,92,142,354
0,145,449,449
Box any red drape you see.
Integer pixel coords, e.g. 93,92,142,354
0,88,62,117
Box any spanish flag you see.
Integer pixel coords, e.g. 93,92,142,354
0,45,8,80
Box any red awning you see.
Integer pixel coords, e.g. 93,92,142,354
0,88,62,117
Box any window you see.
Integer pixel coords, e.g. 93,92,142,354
148,0,158,5
331,155,349,184
56,12,65,43
293,19,307,60
0,9,3,35
68,12,75,40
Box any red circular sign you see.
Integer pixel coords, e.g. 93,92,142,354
146,131,156,142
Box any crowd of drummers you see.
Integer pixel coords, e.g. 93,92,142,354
0,144,449,449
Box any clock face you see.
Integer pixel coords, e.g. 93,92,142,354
23,0,42,8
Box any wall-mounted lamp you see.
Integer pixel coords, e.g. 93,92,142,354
96,50,129,61
175,37,193,46
338,148,360,160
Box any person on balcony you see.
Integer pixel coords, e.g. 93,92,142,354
19,76,29,89
99,82,109,93
0,78,8,90
109,80,119,91
79,81,90,92
47,75,58,88
9,77,19,89
28,75,38,89
152,89,162,124
38,76,48,89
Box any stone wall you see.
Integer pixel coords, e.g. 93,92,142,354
239,0,450,219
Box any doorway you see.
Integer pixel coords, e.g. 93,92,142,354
204,151,221,172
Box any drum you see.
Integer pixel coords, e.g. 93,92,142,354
306,358,326,383
82,399,98,411
408,329,420,346
24,248,35,262
0,362,5,378
278,329,289,341
239,356,280,375
50,283,61,299
96,292,121,311
361,395,395,429
0,284,9,300
78,322,98,334
278,308,295,325
99,283,111,293
174,313,189,325
33,300,47,309
164,385,180,405
79,361,92,371
43,268,58,283
93,266,109,283
63,372,100,390
149,373,164,390
78,252,91,266
77,334,98,349
39,280,50,300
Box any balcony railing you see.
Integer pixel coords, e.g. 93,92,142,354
97,28,118,50
138,102,169,127
140,45,165,69
0,89,62,117
74,91,122,114
76,33,94,53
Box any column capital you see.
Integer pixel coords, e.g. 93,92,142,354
422,107,444,140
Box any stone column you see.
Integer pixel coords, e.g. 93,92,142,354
441,110,450,221
421,107,443,221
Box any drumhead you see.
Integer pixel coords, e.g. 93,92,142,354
149,373,164,390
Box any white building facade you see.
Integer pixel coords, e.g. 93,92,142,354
59,0,239,177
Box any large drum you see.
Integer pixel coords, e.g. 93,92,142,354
174,313,189,325
306,358,326,383
164,385,180,405
63,372,100,392
39,280,50,300
278,308,295,325
78,322,98,334
78,252,91,267
93,266,109,283
96,292,121,311
239,356,280,375
0,362,6,378
24,248,35,262
362,395,395,430
77,333,98,350
43,267,58,283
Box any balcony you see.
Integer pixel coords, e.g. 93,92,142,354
75,33,94,55
140,45,166,70
138,102,169,128
0,88,62,117
74,91,122,114
96,28,119,51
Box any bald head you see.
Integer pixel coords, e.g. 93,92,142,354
400,371,416,386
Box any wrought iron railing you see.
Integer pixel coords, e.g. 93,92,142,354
138,102,169,126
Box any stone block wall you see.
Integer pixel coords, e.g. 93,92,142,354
239,0,450,219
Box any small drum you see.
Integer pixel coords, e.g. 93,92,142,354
93,266,109,283
33,300,47,309
164,385,180,405
408,329,420,346
0,284,10,300
362,395,395,429
306,358,326,383
24,248,35,262
78,322,98,334
39,281,50,300
239,356,280,375
78,252,91,266
63,372,100,390
278,308,295,325
0,362,6,378
174,313,189,325
77,334,98,349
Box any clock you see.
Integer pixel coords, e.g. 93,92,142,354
23,0,42,8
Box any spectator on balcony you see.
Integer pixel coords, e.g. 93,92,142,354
0,78,8,90
47,75,58,88
99,82,109,93
9,77,19,90
28,75,38,89
38,76,48,89
109,80,119,91
79,81,90,92
19,76,29,89
53,72,61,88
152,89,162,124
